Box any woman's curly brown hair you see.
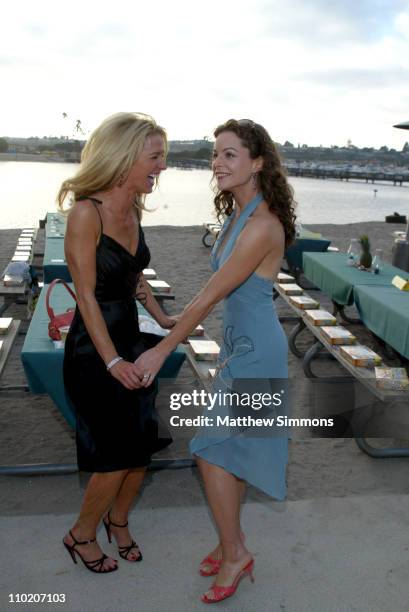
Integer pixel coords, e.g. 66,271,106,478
213,119,297,248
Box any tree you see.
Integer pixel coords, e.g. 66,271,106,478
0,137,8,152
283,141,294,148
62,112,86,137
402,142,409,153
55,140,83,153
75,119,85,135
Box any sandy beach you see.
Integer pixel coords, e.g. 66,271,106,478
2,221,409,611
1,220,408,501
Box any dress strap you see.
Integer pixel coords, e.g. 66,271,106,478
236,192,264,225
210,212,234,258
228,192,264,240
213,193,264,265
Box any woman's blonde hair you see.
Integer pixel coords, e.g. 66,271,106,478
57,112,167,216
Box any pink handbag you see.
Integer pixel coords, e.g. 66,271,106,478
46,279,77,340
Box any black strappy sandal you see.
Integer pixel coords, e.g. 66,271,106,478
63,530,118,573
103,513,143,562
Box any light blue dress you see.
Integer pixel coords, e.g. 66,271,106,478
190,193,288,499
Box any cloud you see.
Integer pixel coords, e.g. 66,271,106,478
300,67,409,89
1,0,409,147
257,0,409,45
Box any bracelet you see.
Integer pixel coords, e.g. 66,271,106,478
106,356,123,371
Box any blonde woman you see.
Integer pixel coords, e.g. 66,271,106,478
59,112,175,574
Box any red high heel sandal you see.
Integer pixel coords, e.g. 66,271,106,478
199,554,222,577
201,558,255,604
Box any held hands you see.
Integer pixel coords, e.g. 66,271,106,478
108,314,177,389
108,348,167,389
134,348,166,387
109,359,145,390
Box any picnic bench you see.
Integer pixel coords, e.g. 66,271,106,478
0,318,21,377
182,339,216,393
275,266,409,458
0,229,37,313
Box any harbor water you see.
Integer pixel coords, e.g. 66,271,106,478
0,161,408,229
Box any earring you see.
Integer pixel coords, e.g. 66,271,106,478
251,172,258,188
117,172,125,187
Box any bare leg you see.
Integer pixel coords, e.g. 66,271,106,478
63,469,128,571
196,457,253,599
238,479,246,503
106,467,146,561
198,462,246,573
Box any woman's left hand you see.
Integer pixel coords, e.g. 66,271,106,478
134,348,167,387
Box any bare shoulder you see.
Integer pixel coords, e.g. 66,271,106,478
66,199,100,238
242,208,285,249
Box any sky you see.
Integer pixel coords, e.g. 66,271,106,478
1,0,409,148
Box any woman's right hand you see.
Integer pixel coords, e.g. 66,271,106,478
108,359,142,390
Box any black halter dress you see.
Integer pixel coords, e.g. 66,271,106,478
63,198,171,472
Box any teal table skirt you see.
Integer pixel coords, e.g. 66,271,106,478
285,237,330,272
21,284,186,428
354,285,409,360
45,212,67,239
303,252,405,305
43,238,71,283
